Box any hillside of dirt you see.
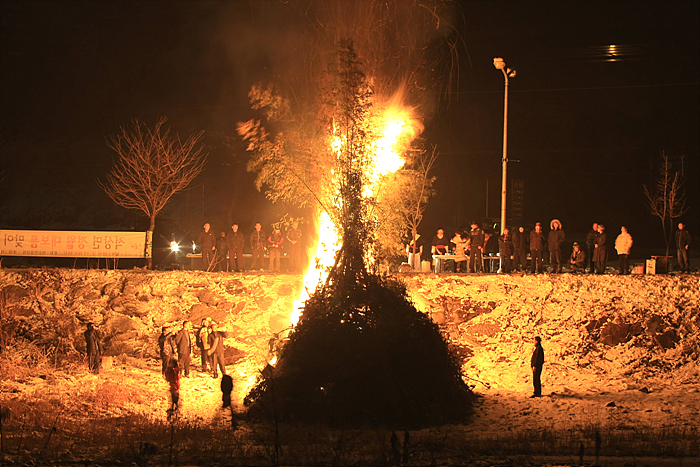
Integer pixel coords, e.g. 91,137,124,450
1,268,698,464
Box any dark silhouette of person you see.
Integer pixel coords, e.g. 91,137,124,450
529,223,545,273
530,336,545,397
221,374,233,408
467,222,485,273
198,223,216,271
215,231,228,271
227,224,246,272
676,222,691,273
196,318,213,372
84,322,102,374
593,224,607,274
207,323,227,378
174,321,192,377
158,326,175,375
250,223,266,272
164,358,182,419
286,222,303,273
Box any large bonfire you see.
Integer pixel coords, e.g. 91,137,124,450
242,41,473,428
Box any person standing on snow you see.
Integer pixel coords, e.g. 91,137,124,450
614,226,633,275
676,222,691,273
529,223,545,274
165,358,182,419
84,323,102,374
158,326,175,375
593,224,608,274
586,223,599,273
174,321,193,377
548,219,565,273
530,336,545,398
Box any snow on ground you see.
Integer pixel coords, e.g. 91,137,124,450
1,268,698,438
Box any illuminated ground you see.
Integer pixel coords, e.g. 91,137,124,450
1,268,698,463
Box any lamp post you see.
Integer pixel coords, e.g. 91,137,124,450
493,57,516,236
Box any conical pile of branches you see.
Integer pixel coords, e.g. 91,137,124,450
244,269,473,429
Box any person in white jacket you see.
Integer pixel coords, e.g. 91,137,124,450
614,226,633,275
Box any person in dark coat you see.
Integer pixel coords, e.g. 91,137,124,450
468,222,485,273
250,223,266,272
570,242,586,273
214,231,228,271
227,224,246,272
512,226,527,272
196,318,212,372
221,374,234,409
593,224,608,274
84,322,102,374
498,228,513,273
530,336,545,397
174,321,192,377
198,223,216,271
529,223,545,274
286,222,303,273
676,223,692,273
158,326,175,375
586,223,599,273
164,358,182,418
267,227,284,273
207,323,228,379
548,219,565,273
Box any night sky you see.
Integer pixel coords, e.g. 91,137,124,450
1,1,698,253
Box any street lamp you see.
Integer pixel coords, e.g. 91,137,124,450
493,57,516,236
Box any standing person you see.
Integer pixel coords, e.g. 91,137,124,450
586,223,599,273
196,318,212,373
174,321,192,377
227,224,246,272
406,229,423,272
451,230,468,272
84,323,102,374
207,323,228,379
593,224,608,274
158,326,174,375
468,222,485,273
164,358,182,419
530,336,545,398
286,222,303,273
267,227,284,273
198,223,216,271
215,231,228,271
570,242,586,273
431,228,449,273
676,222,692,273
615,226,633,275
548,219,565,273
250,223,266,272
498,228,514,273
512,226,527,272
529,223,545,274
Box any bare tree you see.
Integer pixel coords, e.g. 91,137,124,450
98,117,206,268
643,151,688,256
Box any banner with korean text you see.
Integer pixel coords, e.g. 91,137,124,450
1,230,148,258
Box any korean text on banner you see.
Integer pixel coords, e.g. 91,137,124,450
0,230,147,258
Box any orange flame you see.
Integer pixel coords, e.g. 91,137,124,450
290,95,423,327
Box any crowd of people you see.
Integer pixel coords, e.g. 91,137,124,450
408,220,693,275
197,221,303,273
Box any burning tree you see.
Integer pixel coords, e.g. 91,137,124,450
98,117,206,268
643,152,688,256
244,42,473,429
